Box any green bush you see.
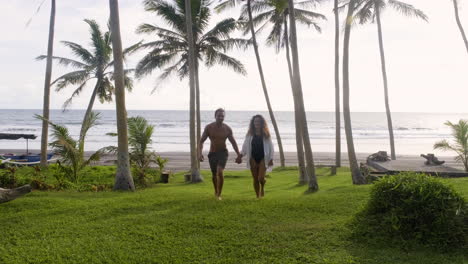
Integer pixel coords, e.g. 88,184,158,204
351,173,467,250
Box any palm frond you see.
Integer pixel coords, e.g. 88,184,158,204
84,19,110,63
204,49,246,75
136,24,185,40
135,50,180,78
60,41,94,65
61,80,91,110
266,17,284,52
201,18,237,42
143,0,186,34
387,0,428,21
36,55,88,69
53,70,91,91
81,111,101,142
355,0,375,24
35,114,79,163
214,0,239,13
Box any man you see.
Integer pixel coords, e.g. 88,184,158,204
198,108,241,200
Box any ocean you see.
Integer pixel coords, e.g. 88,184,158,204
0,109,466,155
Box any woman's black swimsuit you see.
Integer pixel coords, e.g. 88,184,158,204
251,134,264,164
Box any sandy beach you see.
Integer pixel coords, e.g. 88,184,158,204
1,149,464,172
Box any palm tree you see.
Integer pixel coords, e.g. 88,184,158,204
40,0,56,167
333,0,341,168
185,0,201,182
241,0,325,183
37,19,139,154
109,0,135,191
287,0,319,191
135,0,248,181
354,0,428,160
434,120,468,172
215,0,287,168
451,0,468,54
342,0,366,184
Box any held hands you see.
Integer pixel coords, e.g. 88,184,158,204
235,154,243,164
199,153,204,162
268,159,273,167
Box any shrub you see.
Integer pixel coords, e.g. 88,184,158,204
36,112,105,184
351,173,467,250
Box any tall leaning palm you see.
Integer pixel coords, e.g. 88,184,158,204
136,0,247,181
241,0,325,184
354,0,428,160
451,0,468,54
40,0,56,166
342,0,366,184
109,0,135,191
287,0,319,191
184,0,200,182
37,19,138,153
215,0,287,168
333,0,341,168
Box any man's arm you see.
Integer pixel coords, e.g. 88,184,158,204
198,126,209,161
227,126,241,157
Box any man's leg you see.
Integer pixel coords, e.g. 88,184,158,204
212,172,218,197
258,159,267,197
250,158,260,198
208,153,218,197
216,166,224,200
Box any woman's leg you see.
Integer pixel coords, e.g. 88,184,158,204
249,158,260,198
258,159,267,197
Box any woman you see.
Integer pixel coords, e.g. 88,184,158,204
238,115,274,198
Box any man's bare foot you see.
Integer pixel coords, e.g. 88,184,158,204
217,196,222,201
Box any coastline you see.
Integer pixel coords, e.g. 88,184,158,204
1,149,463,172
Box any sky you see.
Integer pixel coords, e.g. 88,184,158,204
0,0,467,112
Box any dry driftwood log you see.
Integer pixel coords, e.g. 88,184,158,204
367,151,391,162
420,153,445,165
0,185,32,204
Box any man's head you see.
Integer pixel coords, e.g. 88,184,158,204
214,108,225,124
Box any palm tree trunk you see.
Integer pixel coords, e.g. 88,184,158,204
247,0,285,167
185,0,202,182
195,63,201,170
343,0,366,184
78,79,100,153
287,0,318,192
375,6,396,160
40,0,56,166
452,0,468,54
109,0,135,191
334,0,341,167
284,18,306,184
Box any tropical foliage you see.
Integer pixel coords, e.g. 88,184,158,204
135,0,247,87
37,19,139,157
107,116,165,186
36,112,104,183
434,120,468,172
37,19,138,111
239,0,325,51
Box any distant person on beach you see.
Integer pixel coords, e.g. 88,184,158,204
198,108,242,200
237,114,274,199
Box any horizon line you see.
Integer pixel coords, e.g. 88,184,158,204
2,108,468,115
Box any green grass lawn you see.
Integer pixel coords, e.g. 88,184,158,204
1,167,467,264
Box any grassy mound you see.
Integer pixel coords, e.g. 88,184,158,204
351,173,467,250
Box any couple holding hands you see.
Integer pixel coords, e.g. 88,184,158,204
198,108,274,200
